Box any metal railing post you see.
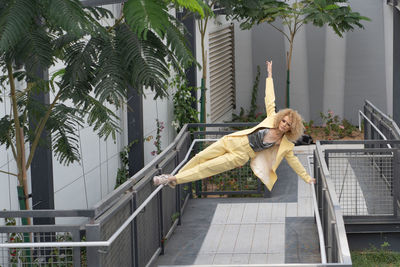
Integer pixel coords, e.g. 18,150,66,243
177,184,182,226
72,230,81,267
132,194,139,267
364,104,370,143
158,189,165,255
85,223,101,267
394,150,400,217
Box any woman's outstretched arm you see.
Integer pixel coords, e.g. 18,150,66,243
265,60,276,117
285,150,316,184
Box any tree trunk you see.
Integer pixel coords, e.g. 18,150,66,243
20,128,31,224
200,25,207,123
285,39,294,108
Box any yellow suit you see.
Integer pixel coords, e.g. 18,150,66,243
175,78,312,190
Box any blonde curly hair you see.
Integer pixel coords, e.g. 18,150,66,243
273,108,304,142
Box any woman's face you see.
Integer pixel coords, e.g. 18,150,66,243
279,115,292,133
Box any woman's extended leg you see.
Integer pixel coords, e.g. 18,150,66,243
179,137,229,173
154,135,253,187
175,135,252,183
153,136,230,187
174,148,249,184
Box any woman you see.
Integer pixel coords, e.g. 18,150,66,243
154,60,315,190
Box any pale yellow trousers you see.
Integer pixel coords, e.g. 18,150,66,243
175,135,255,184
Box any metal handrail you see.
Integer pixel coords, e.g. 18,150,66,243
358,110,391,148
315,141,352,264
0,138,218,249
308,156,327,264
364,100,400,136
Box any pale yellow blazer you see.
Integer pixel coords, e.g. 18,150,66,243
228,78,311,190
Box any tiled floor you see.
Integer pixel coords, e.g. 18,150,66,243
155,152,321,266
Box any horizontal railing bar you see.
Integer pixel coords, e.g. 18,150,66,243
188,122,259,127
325,156,393,159
0,225,82,233
325,154,392,159
345,217,400,224
193,131,233,136
197,190,261,195
0,209,95,218
319,140,400,145
158,264,352,267
325,149,395,153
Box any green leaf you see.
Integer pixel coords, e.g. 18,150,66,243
314,0,327,8
325,4,339,11
172,0,205,18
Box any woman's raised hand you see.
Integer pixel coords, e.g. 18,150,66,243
266,60,272,78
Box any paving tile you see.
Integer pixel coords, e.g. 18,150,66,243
234,224,255,253
211,203,231,224
286,203,298,217
267,253,285,264
298,179,312,198
230,253,250,264
193,253,215,264
217,224,240,253
251,224,270,253
257,203,273,221
227,203,245,224
249,253,267,264
242,203,259,223
298,197,314,217
268,223,285,254
199,224,224,253
271,202,286,218
213,253,232,264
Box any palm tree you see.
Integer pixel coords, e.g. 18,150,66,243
0,0,205,214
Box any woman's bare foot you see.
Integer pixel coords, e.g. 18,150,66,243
153,174,177,188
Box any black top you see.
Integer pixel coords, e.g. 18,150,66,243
247,128,275,152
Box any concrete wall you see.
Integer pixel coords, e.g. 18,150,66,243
248,0,392,124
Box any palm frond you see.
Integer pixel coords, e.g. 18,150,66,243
60,38,99,103
24,27,54,77
83,6,114,21
84,95,120,140
115,24,169,98
45,0,97,37
94,33,127,106
0,115,14,149
171,0,205,18
124,0,169,38
165,15,194,68
0,0,36,52
47,104,83,165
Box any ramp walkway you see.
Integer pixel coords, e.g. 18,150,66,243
0,125,352,267
155,150,322,266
